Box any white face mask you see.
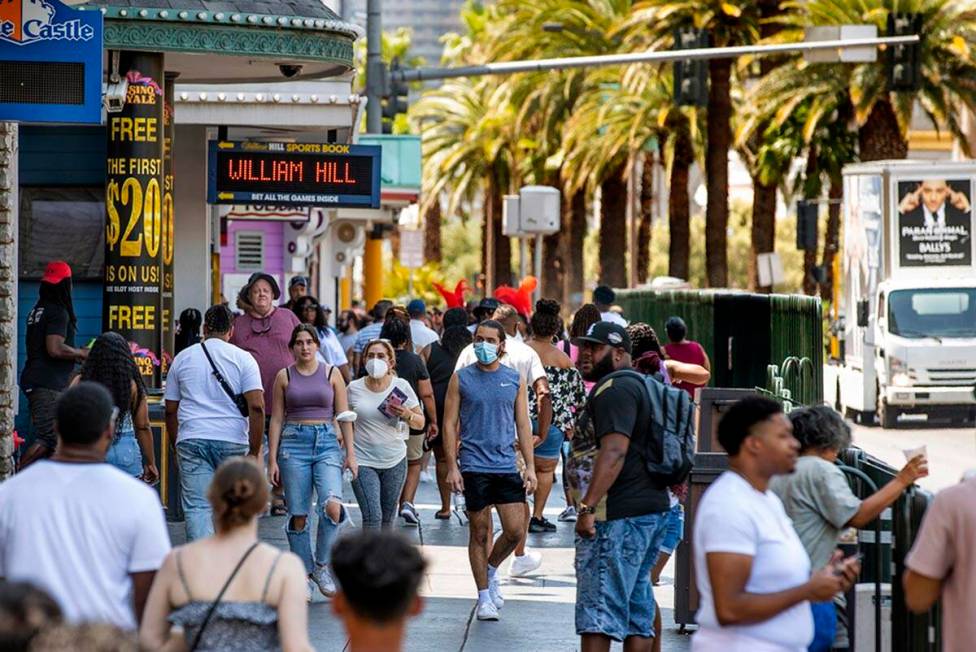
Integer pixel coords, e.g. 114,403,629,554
365,358,389,379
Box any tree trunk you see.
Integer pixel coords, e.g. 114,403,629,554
858,99,908,161
564,189,587,306
749,180,777,293
637,155,654,284
801,148,820,296
668,123,692,280
820,172,843,302
705,58,732,288
423,198,442,263
600,165,628,289
483,174,512,292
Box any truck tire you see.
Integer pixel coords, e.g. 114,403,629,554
877,395,898,429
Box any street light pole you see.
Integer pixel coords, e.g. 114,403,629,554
391,35,919,83
365,0,383,133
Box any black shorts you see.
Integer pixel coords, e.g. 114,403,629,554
462,472,526,513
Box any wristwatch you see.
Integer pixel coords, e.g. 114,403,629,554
578,503,596,516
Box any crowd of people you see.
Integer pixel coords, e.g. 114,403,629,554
5,261,970,652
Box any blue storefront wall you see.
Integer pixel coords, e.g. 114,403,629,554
14,282,104,441
15,126,106,442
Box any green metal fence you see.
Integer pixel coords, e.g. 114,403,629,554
616,288,823,402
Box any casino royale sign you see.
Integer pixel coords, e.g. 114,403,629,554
207,141,381,208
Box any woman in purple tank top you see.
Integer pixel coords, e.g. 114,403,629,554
267,324,358,601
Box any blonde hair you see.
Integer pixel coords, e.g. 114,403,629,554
363,339,397,372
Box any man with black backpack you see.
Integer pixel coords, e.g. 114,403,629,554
570,322,674,652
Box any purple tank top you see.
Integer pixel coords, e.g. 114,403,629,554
284,363,335,421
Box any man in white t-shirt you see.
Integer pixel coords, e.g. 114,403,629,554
164,304,264,541
692,397,859,652
407,299,439,353
455,306,551,578
0,382,170,630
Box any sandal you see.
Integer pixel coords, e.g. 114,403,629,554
434,510,451,520
270,500,288,516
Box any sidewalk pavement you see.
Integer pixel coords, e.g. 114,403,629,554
166,471,694,652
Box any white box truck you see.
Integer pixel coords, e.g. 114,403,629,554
827,161,976,427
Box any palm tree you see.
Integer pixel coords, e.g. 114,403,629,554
493,0,637,294
771,0,976,161
628,0,764,287
413,77,518,289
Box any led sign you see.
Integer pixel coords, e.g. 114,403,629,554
207,141,381,208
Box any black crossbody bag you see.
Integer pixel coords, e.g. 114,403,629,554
200,341,250,418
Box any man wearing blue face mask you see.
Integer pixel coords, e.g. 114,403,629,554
442,320,538,622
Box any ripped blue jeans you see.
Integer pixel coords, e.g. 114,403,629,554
278,422,348,573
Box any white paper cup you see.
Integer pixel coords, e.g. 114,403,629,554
902,444,927,461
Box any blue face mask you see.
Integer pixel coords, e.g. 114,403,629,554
474,341,499,365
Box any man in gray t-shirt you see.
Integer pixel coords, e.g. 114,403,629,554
769,406,927,568
770,456,861,568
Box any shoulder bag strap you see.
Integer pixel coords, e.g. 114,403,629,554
200,341,239,405
188,542,260,652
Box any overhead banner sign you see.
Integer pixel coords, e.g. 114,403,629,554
0,0,103,123
895,178,974,268
207,141,382,208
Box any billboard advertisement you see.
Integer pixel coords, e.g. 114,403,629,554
896,178,973,268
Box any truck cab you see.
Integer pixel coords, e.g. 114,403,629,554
829,161,976,427
872,279,976,426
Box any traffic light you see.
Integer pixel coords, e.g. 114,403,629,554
382,57,409,134
886,13,922,92
797,200,819,251
673,28,708,107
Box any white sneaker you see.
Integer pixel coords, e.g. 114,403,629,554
312,564,336,598
476,599,500,621
509,550,542,577
488,578,504,609
400,501,420,526
420,469,434,483
305,578,314,603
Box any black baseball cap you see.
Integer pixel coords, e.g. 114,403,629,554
574,321,632,354
474,297,500,319
289,275,308,289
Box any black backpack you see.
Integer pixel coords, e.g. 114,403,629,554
608,369,696,487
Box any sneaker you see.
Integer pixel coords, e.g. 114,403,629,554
476,599,500,621
305,579,314,603
420,469,434,484
400,501,420,526
312,564,337,598
558,506,578,522
509,550,542,577
529,516,557,533
488,578,504,609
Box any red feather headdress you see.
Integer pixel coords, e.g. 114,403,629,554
432,279,468,309
493,276,537,318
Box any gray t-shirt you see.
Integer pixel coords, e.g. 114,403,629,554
770,456,861,569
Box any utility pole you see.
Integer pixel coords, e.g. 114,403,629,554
365,0,383,134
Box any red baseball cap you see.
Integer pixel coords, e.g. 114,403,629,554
41,261,72,285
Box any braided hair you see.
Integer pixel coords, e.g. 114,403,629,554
204,304,234,335
627,322,666,376
77,332,145,417
38,278,76,326
570,304,601,338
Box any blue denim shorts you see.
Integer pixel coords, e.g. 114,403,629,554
575,511,669,641
658,503,685,555
530,419,565,460
106,431,142,477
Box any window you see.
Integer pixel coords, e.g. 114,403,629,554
888,288,976,338
19,187,104,280
235,231,265,271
